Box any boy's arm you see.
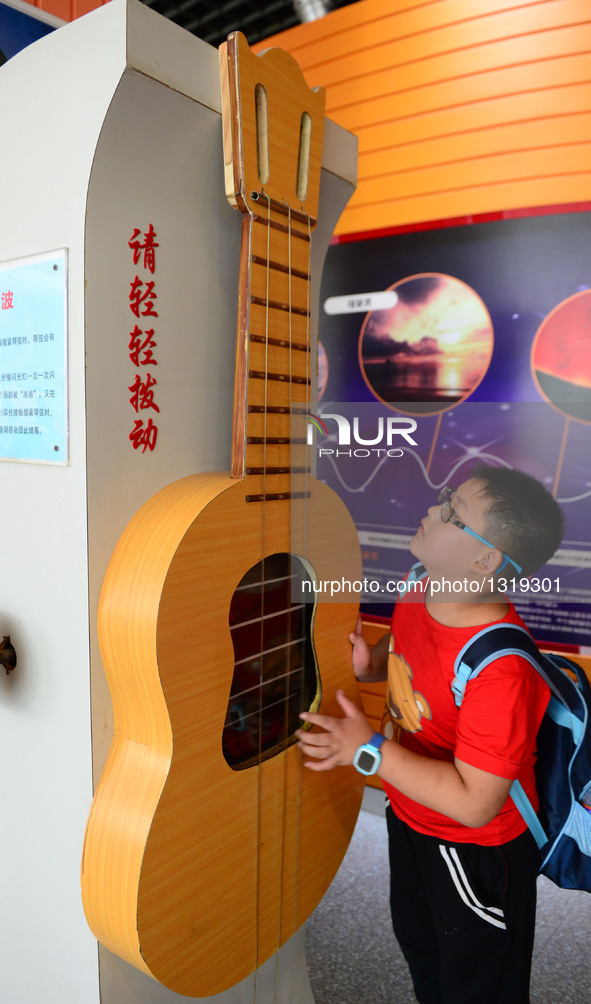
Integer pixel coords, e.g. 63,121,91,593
349,616,389,682
297,691,513,829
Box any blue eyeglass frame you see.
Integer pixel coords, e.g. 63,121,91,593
437,487,523,575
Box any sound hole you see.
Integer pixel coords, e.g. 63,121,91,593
223,552,319,770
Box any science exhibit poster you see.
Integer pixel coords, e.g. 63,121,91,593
312,209,591,647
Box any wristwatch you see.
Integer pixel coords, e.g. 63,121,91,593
353,732,386,776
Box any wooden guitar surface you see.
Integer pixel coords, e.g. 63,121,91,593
81,32,364,997
82,473,362,996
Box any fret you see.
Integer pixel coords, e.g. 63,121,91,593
249,333,309,353
247,405,292,414
250,295,310,318
247,381,290,413
248,370,311,385
247,405,309,417
250,260,310,308
245,466,310,476
245,462,308,487
246,437,306,445
244,466,308,488
250,191,312,225
251,219,310,275
245,491,311,503
252,213,310,242
251,254,309,283
247,395,297,419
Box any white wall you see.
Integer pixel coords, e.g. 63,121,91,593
0,5,128,1001
0,1,357,1000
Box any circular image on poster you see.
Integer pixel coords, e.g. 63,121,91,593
358,273,493,415
531,290,591,423
317,341,328,400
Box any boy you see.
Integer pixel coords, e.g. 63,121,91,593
296,464,564,1004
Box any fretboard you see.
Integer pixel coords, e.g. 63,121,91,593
232,195,313,501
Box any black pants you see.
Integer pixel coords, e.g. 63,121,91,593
386,804,539,1004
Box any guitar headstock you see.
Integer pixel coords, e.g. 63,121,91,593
220,31,326,226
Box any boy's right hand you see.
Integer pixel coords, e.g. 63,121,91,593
349,617,389,682
349,615,372,679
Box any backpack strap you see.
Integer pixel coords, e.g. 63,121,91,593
407,562,428,583
451,623,586,851
398,562,429,596
452,624,573,708
509,779,548,849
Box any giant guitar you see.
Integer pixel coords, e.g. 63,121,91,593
81,32,364,998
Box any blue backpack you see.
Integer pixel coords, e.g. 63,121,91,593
452,624,591,892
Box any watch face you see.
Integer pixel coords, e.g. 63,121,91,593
357,749,376,773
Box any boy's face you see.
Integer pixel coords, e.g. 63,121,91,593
409,478,496,580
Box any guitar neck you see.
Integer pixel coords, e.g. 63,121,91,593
231,197,314,500
220,30,325,498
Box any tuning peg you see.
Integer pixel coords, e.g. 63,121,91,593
0,636,17,675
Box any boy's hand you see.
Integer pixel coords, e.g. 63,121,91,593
349,617,389,682
296,690,374,772
349,614,372,678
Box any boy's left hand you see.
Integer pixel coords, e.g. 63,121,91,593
295,690,374,772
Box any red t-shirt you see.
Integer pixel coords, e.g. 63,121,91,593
382,593,550,845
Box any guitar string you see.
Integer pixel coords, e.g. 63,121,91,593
251,198,260,1004
283,202,313,993
295,210,314,949
273,197,294,1000
254,187,272,1004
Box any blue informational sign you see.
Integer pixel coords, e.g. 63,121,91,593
0,0,57,65
0,249,68,464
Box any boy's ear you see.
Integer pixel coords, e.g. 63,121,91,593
473,549,503,575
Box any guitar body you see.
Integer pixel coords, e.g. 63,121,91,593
82,471,364,996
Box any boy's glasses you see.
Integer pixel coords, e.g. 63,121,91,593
437,486,523,575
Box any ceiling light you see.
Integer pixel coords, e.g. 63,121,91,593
293,0,329,23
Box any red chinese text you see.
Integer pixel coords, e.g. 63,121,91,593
129,325,157,366
129,372,160,413
129,277,158,318
128,224,158,274
129,417,158,453
127,223,160,450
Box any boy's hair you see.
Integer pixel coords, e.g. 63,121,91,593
469,463,564,576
